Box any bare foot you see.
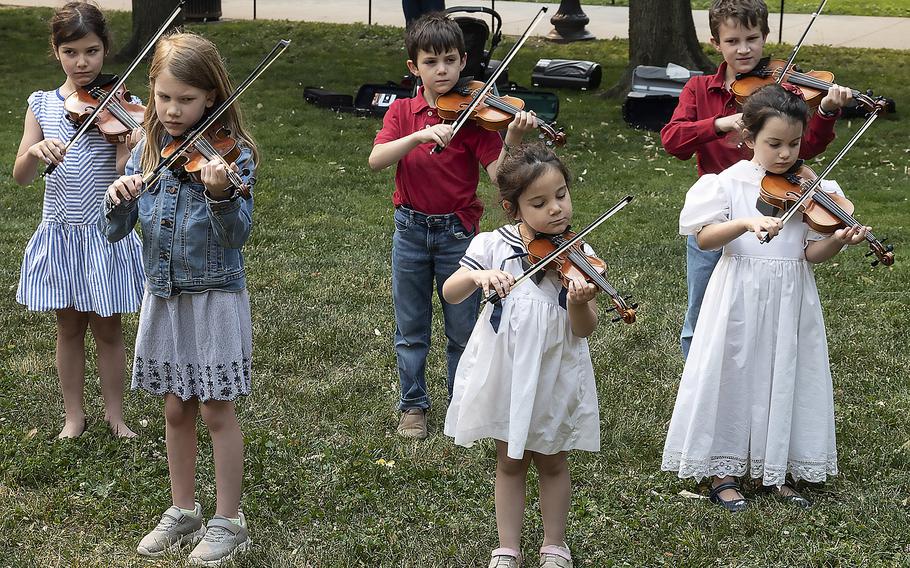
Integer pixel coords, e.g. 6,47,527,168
57,417,86,439
107,420,137,438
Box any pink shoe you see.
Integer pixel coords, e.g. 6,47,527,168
489,547,522,568
539,544,572,568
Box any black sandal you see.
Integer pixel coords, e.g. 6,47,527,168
772,483,812,509
709,481,748,512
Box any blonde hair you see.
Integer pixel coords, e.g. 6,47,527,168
140,32,259,174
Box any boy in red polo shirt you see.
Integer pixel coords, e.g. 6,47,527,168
661,0,853,359
369,12,537,439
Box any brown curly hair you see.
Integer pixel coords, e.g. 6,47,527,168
496,143,571,221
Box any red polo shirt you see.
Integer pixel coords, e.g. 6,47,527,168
374,87,503,231
660,62,838,176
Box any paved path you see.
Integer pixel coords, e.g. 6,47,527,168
3,0,908,50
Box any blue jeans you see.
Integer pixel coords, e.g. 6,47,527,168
680,235,722,359
392,207,480,410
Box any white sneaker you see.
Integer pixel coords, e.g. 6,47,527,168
187,511,251,566
489,547,522,568
136,502,206,557
539,544,573,568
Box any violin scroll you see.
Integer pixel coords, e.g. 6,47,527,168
606,295,637,324
865,237,894,267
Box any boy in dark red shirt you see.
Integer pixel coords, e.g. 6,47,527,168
370,13,537,439
661,0,853,359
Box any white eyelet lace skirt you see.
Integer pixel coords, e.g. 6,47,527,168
131,288,252,402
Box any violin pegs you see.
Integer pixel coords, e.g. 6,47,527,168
605,306,617,313
611,316,623,323
871,260,880,267
631,303,639,310
886,245,894,252
865,250,873,257
880,237,888,243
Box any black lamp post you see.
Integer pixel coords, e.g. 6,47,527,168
546,0,596,43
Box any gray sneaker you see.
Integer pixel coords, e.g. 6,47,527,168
136,502,206,557
187,512,251,566
397,408,428,439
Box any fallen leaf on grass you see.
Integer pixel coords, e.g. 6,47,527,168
678,489,705,499
25,428,37,440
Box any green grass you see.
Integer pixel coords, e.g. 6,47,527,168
0,6,909,567
508,0,910,18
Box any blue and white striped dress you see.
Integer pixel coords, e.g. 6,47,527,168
16,89,144,317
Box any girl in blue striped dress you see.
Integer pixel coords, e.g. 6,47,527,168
12,2,144,438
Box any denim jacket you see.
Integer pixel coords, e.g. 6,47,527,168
98,136,256,298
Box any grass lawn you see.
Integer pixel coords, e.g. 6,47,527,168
0,6,908,567
507,0,910,18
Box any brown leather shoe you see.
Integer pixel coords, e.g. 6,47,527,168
397,408,427,439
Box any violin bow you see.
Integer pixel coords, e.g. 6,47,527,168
761,103,883,243
483,195,634,305
431,7,548,154
775,0,828,86
43,1,186,178
139,39,291,194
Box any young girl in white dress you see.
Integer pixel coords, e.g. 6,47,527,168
443,143,601,568
661,84,869,511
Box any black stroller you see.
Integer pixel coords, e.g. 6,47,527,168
444,5,507,85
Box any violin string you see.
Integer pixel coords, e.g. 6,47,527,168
810,190,879,244
93,91,142,130
477,92,558,136
768,67,836,92
553,236,624,300
194,136,246,187
767,68,871,107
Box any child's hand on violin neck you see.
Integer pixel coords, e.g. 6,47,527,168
201,159,239,198
741,216,784,240
29,138,67,165
819,84,853,114
107,174,144,205
566,277,598,305
126,128,144,151
472,269,516,299
833,224,869,245
507,110,539,136
416,124,454,148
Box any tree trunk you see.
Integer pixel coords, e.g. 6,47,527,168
115,0,183,62
605,0,715,97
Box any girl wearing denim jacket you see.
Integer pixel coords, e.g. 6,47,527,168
99,33,257,565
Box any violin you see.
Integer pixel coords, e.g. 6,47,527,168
732,57,882,112
436,80,566,147
758,162,894,266
161,122,250,198
64,74,146,145
525,230,637,324
138,38,290,198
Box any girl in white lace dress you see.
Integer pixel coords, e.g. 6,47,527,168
661,85,869,511
443,144,601,568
